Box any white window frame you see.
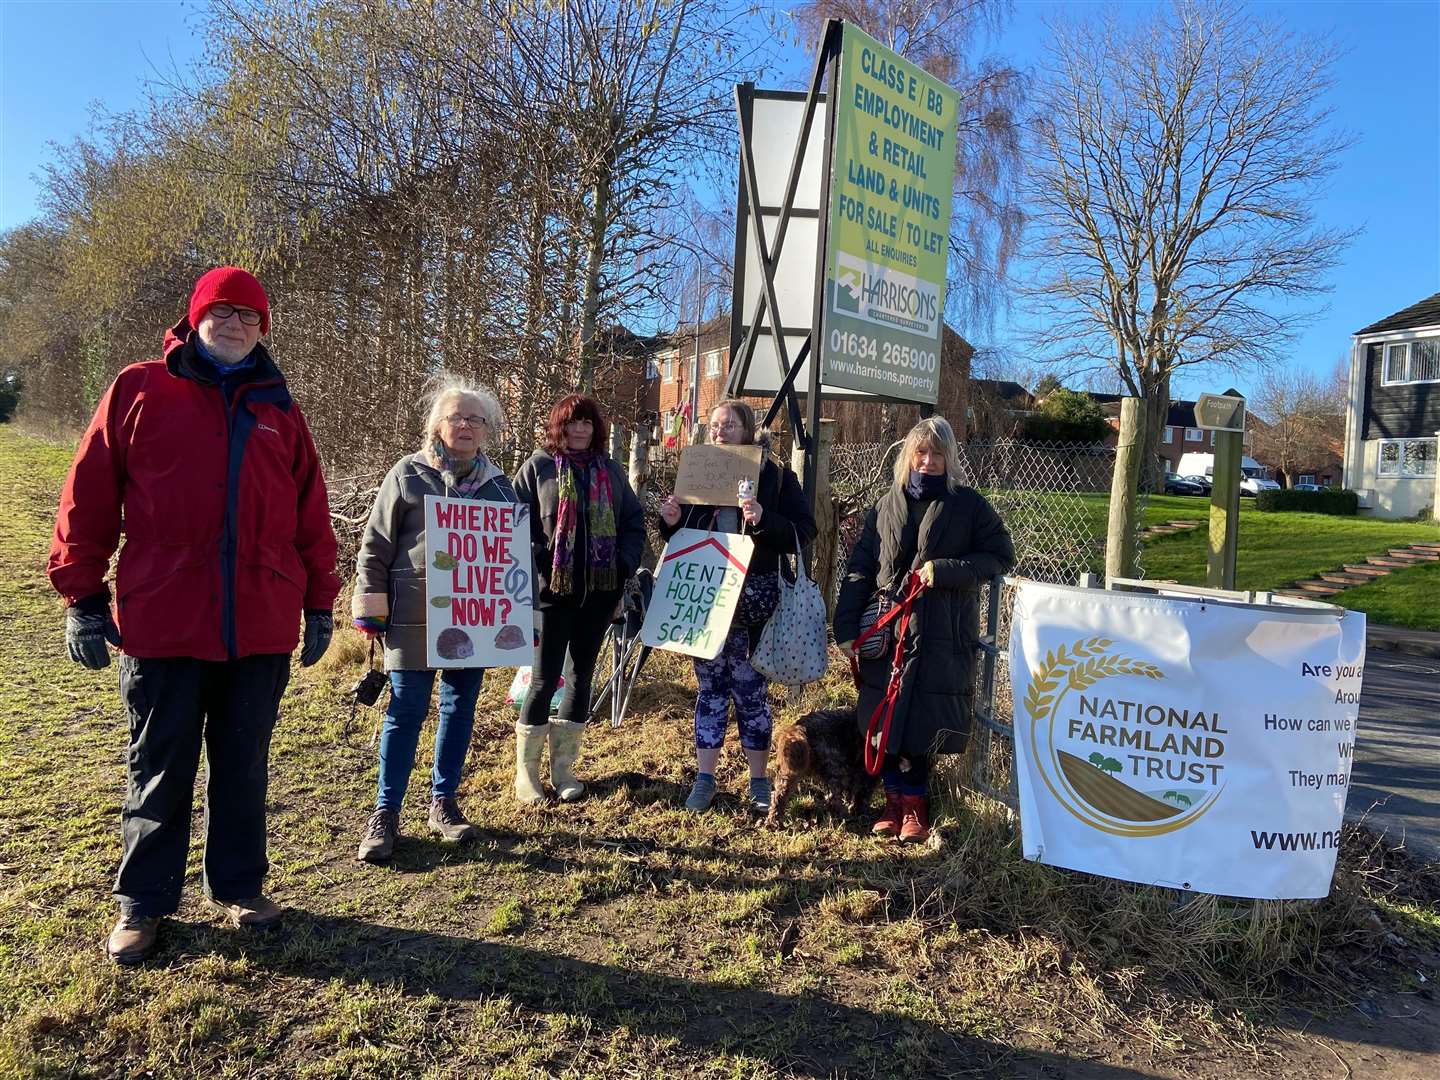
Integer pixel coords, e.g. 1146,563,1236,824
1382,339,1440,385
1298,474,1315,486
662,353,674,382
646,357,659,380
704,349,722,377
1162,427,1174,444
1185,427,1203,442
1377,437,1437,479
688,354,698,382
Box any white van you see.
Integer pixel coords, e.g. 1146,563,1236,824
1176,452,1279,494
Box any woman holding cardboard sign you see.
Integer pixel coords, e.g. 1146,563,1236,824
658,400,816,814
833,416,1014,844
512,394,646,805
351,377,519,863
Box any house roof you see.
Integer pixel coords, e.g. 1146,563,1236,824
971,379,1032,405
1355,292,1440,336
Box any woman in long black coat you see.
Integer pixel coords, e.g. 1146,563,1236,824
833,417,1015,843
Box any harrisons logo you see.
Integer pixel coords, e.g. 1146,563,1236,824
832,252,940,336
1022,636,1227,837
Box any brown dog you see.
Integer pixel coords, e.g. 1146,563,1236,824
767,707,878,827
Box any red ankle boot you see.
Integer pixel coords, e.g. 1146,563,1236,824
899,795,930,843
872,791,904,837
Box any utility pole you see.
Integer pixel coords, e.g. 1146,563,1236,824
689,262,703,442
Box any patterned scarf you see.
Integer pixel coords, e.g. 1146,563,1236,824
430,439,492,499
551,450,618,595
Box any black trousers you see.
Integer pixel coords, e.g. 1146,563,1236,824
115,654,290,918
520,592,620,727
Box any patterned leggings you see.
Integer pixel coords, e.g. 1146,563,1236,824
692,625,772,751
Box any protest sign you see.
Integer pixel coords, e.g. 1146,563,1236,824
639,528,754,659
1009,580,1365,900
424,496,534,668
674,444,763,506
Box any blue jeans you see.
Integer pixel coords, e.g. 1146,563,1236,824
376,668,484,810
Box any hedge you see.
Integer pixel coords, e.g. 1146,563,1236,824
1254,488,1359,515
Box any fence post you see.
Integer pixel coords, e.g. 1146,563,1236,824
793,419,839,614
1106,399,1145,580
628,425,652,498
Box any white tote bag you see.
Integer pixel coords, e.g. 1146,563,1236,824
751,526,829,687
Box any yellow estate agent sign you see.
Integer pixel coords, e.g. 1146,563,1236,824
1009,580,1365,900
821,24,959,404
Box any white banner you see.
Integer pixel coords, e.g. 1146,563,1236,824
1008,581,1365,900
424,495,534,668
639,528,754,660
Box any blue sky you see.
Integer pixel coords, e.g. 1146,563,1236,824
3,0,1436,403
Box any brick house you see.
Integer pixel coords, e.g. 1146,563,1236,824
647,315,974,445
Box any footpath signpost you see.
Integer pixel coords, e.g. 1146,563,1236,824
1196,391,1247,589
1010,580,1365,900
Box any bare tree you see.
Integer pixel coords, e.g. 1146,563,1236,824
1250,367,1345,486
1023,0,1354,488
794,0,1023,330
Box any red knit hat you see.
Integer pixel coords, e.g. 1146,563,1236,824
188,266,270,335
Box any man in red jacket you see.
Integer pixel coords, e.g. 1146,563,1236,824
48,266,341,965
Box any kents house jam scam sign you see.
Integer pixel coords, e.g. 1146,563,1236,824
423,496,534,668
1009,581,1366,900
821,24,959,405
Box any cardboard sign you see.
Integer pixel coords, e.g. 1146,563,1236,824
639,528,754,659
674,444,763,506
423,495,534,668
1009,580,1365,900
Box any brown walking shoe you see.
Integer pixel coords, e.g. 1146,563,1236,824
106,915,160,965
357,807,399,862
872,791,904,837
428,797,477,843
208,895,284,929
899,795,931,844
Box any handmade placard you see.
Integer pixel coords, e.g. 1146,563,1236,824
639,528,754,659
673,444,763,506
423,496,534,668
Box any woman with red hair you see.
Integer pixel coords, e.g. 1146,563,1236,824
511,394,646,804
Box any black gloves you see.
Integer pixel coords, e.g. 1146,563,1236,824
65,593,121,669
301,610,333,667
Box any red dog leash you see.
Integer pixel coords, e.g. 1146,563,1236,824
850,571,927,776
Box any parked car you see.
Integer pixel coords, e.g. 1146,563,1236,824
1177,474,1212,495
1164,476,1207,496
1240,476,1282,496
1291,483,1327,492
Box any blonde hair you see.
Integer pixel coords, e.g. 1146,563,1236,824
892,416,964,492
417,373,506,457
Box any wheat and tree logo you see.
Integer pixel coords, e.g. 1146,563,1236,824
1022,636,1221,837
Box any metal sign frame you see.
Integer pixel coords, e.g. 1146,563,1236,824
728,19,928,507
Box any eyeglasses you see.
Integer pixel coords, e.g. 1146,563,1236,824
444,414,487,427
208,303,263,326
709,421,741,433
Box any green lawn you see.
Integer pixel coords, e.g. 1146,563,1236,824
1333,558,1440,629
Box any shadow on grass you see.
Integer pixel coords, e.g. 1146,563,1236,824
158,912,1161,1080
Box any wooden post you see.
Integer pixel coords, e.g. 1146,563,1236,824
1207,429,1243,589
628,425,652,497
792,419,838,612
1106,398,1145,580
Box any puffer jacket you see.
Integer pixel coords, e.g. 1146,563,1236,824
833,483,1015,757
48,319,341,660
352,453,518,670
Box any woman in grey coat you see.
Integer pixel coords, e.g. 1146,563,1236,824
833,417,1015,844
351,379,517,862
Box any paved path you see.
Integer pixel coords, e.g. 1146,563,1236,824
1348,648,1440,862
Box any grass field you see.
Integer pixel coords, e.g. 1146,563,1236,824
2,426,1438,1079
